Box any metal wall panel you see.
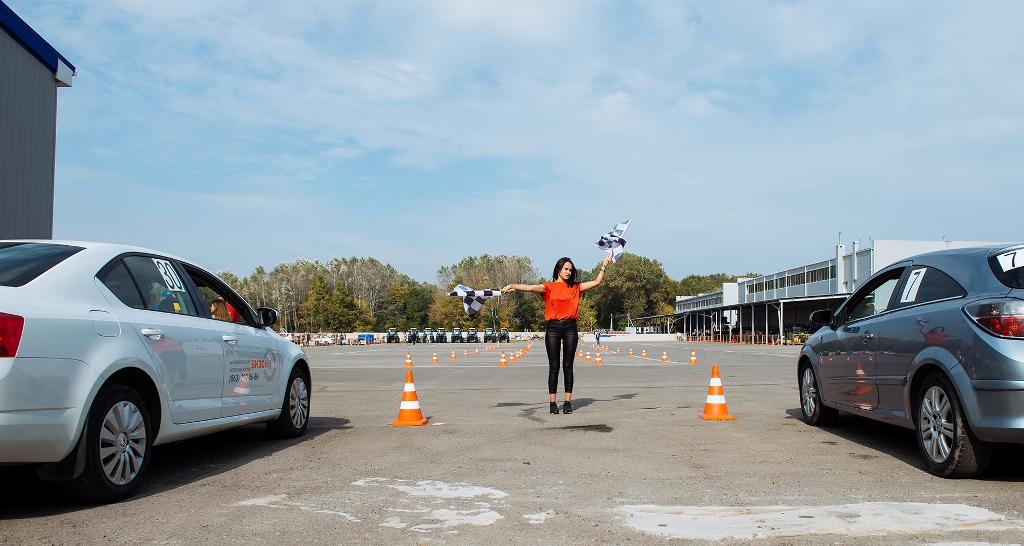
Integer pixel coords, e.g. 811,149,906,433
0,27,57,239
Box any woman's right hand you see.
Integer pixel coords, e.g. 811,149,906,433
501,284,515,293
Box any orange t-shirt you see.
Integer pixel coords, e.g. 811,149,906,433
544,281,581,321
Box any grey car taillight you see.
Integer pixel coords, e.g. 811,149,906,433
964,298,1024,338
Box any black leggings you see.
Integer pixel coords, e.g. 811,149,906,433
545,319,579,394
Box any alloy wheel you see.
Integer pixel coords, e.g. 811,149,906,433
99,401,147,485
801,367,817,417
919,385,954,463
289,376,309,429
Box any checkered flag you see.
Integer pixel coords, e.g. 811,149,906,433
448,285,502,317
595,220,630,262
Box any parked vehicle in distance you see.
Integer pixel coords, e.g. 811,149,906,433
798,244,1024,478
484,328,496,343
499,328,510,343
406,328,419,344
0,241,310,502
451,327,463,343
467,328,479,343
386,328,400,343
423,328,433,343
311,334,335,346
433,328,447,343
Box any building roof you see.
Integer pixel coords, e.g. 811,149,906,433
0,0,75,77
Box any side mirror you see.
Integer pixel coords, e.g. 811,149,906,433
256,307,278,328
808,309,834,328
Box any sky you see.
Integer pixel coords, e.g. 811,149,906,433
13,1,1024,283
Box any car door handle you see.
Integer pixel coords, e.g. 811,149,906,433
222,335,239,344
140,328,163,340
861,333,874,340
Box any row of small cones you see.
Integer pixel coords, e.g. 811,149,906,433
393,353,734,426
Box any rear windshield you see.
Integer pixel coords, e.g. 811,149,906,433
0,243,84,287
990,247,1024,289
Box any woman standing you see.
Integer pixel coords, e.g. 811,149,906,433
503,253,613,414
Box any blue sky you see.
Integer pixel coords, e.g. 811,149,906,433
14,0,1024,283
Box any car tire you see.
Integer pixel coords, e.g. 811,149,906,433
267,368,310,439
914,372,992,478
799,363,838,426
64,384,152,503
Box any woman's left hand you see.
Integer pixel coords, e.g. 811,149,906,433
603,254,613,267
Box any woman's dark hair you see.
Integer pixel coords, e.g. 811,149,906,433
553,257,577,287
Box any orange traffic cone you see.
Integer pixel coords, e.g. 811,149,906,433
499,351,507,366
850,362,872,395
432,350,439,364
689,349,698,365
698,365,735,420
586,350,592,362
475,347,479,355
450,349,457,360
628,347,634,356
616,346,621,354
661,349,669,362
406,351,413,367
640,349,647,359
232,369,251,396
595,351,603,365
393,370,429,426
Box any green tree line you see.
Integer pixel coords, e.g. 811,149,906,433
218,254,756,333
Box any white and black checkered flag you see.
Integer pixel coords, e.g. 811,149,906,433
595,220,630,262
448,285,501,317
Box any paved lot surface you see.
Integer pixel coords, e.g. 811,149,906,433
3,340,1024,545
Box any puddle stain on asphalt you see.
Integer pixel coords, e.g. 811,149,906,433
619,502,1024,540
554,424,614,433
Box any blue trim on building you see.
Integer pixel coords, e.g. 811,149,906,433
0,0,75,74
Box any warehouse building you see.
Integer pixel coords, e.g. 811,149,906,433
1,0,75,239
673,239,1006,343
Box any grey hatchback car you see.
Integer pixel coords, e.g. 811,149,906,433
799,244,1024,477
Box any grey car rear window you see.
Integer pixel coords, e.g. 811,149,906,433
97,260,146,309
990,248,1024,289
0,243,84,287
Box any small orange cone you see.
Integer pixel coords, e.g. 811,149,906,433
499,351,507,366
616,346,621,355
231,369,252,397
475,347,479,355
393,370,429,426
586,350,592,362
699,365,735,420
450,349,457,360
406,352,413,367
689,349,698,365
595,351,603,365
850,362,872,395
463,349,469,358
640,349,647,359
661,349,669,362
432,350,439,364
628,347,634,356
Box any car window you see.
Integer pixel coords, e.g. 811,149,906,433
181,265,251,325
97,260,145,309
0,242,84,287
122,256,198,316
894,266,966,308
990,247,1024,289
846,269,903,321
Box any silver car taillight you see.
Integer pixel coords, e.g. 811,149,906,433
0,312,24,357
964,298,1024,339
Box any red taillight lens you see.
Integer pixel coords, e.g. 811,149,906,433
0,312,25,357
965,299,1024,339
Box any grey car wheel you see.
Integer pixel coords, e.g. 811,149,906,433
799,363,838,426
64,384,152,503
914,372,992,478
268,368,310,439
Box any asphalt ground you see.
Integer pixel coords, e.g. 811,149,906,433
2,340,1024,545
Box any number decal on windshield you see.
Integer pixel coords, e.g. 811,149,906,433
152,259,186,292
900,268,927,303
996,250,1022,272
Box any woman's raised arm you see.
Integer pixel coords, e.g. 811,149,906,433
502,283,545,294
580,254,613,292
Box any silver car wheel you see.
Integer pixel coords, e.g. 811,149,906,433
98,401,147,485
288,376,309,429
801,367,817,417
919,385,954,464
